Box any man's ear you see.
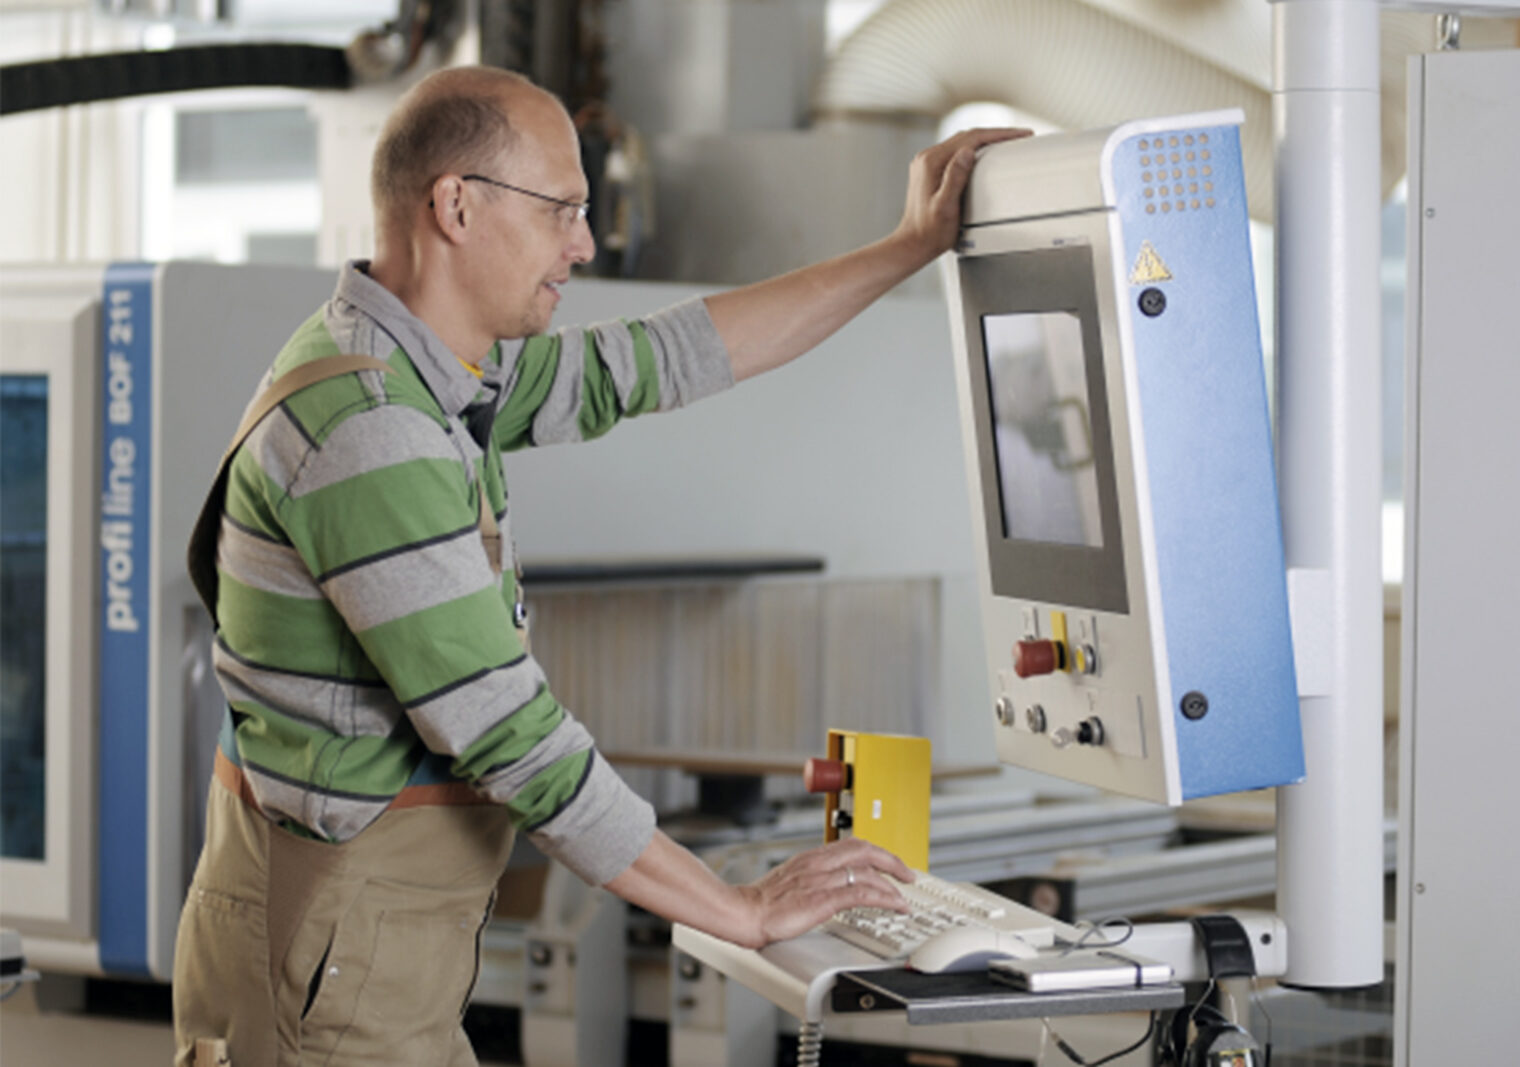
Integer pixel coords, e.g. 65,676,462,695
430,175,469,243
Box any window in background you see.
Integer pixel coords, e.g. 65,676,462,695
141,95,321,265
221,0,395,35
175,107,316,183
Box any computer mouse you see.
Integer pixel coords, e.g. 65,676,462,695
907,926,1040,974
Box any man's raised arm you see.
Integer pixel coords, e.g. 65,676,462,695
706,126,1032,383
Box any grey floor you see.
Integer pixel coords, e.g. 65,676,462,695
3,984,176,1067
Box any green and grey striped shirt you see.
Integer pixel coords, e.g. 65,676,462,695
212,261,733,884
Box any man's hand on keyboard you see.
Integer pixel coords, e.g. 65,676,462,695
734,837,915,947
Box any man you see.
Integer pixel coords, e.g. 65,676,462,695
173,64,1026,1066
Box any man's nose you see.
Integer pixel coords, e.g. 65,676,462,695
569,217,596,264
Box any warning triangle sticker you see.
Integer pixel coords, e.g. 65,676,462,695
1129,241,1173,285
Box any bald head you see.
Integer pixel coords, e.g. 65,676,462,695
371,66,546,233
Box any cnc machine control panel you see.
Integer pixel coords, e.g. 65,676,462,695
944,112,1304,805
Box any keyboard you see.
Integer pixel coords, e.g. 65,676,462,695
821,869,1057,963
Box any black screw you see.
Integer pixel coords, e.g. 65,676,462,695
1180,691,1209,720
1139,287,1167,317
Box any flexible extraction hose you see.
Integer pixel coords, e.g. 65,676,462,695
813,0,1441,220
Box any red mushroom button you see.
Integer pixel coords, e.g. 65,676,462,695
803,758,849,794
1014,640,1062,678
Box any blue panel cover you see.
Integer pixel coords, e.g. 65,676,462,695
1112,125,1305,797
99,263,155,975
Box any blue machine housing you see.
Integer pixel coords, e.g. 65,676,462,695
1111,122,1305,797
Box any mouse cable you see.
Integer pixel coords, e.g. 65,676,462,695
1061,915,1136,956
1042,1011,1157,1067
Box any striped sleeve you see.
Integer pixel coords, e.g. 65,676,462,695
494,296,734,450
273,398,655,883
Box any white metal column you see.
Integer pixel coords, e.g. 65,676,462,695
1271,0,1387,988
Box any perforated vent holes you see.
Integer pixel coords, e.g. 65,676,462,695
1135,133,1216,215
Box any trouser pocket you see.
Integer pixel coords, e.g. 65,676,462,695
300,888,489,1065
173,885,275,1067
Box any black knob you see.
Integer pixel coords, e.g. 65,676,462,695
1138,287,1167,317
1180,691,1210,720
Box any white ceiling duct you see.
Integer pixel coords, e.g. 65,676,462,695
814,0,1446,221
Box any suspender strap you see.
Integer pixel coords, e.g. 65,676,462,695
186,355,395,623
226,355,395,463
478,482,502,571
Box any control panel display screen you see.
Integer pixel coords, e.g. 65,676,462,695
980,311,1102,549
957,245,1127,614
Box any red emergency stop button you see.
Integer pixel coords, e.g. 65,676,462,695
1014,640,1065,678
803,758,849,794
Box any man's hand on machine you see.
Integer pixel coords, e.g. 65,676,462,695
890,125,1033,263
733,836,915,948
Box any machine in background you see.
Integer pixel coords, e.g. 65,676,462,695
1,263,336,979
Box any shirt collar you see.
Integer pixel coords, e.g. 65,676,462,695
334,260,491,417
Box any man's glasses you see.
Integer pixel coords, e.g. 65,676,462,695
462,174,590,227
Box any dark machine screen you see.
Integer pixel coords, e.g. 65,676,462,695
980,311,1103,549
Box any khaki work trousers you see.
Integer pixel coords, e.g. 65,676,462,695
173,774,515,1067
